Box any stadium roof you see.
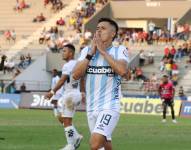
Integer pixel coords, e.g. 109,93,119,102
110,1,191,19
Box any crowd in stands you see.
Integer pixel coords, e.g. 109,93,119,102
44,0,65,12
0,52,32,76
14,0,30,12
116,23,190,47
38,0,107,52
4,30,16,43
33,13,46,22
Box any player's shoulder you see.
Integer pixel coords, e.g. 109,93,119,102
64,59,77,68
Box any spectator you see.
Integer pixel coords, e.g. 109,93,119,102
179,86,185,97
148,21,155,36
136,67,146,81
150,73,157,82
172,62,179,75
165,59,172,77
9,82,16,93
25,53,32,65
171,74,178,86
139,50,146,66
33,13,46,22
14,68,21,78
20,82,26,92
56,17,65,26
11,30,16,43
170,45,176,59
0,55,7,72
175,45,183,61
4,30,11,43
39,27,47,44
164,46,170,57
18,54,25,69
44,0,49,8
148,50,155,64
4,59,15,74
0,80,5,93
14,0,20,11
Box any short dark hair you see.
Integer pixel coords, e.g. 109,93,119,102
163,74,168,78
63,44,75,53
98,18,118,40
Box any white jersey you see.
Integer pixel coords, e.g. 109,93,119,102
78,45,129,112
62,59,79,92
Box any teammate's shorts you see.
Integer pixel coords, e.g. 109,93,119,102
57,90,82,118
87,109,120,141
162,98,174,107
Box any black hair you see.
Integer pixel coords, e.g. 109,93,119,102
163,75,168,78
98,18,118,40
63,44,75,53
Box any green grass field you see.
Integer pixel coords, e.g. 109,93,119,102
0,109,191,150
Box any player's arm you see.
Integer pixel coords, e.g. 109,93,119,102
80,77,86,104
45,75,68,100
72,59,90,80
102,53,127,77
73,37,97,80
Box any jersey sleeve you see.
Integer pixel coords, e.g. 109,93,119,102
77,46,90,61
62,64,70,75
118,45,129,63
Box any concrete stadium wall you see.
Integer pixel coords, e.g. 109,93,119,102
46,52,64,72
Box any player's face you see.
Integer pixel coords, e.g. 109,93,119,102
62,47,70,60
162,77,168,83
96,22,115,42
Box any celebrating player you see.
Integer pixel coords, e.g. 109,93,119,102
158,74,177,123
73,18,129,150
45,44,83,150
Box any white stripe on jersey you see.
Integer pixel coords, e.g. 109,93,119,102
78,45,129,112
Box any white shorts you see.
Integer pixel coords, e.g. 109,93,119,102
57,90,82,118
87,110,120,141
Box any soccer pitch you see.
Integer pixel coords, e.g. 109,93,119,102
0,109,191,150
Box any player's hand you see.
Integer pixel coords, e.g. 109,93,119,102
89,34,97,55
45,92,53,100
95,32,107,55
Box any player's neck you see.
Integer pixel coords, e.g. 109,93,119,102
103,40,112,49
66,57,74,62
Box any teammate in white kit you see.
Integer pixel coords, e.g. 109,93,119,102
45,44,83,150
73,18,129,150
50,69,63,117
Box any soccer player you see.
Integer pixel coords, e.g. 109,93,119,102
45,44,83,150
72,18,129,150
50,69,63,117
158,74,177,123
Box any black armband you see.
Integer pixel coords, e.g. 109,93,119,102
85,54,93,61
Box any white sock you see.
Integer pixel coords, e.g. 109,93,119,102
53,108,58,117
64,126,76,145
73,125,80,137
99,148,105,150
